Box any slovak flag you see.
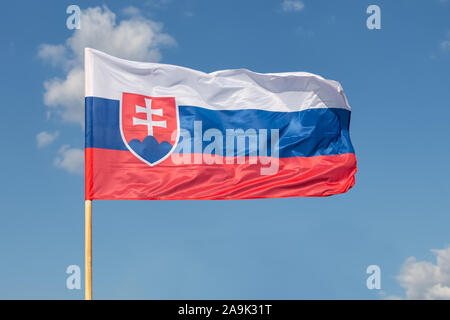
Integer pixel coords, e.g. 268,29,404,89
85,48,357,200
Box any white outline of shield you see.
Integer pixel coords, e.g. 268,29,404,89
120,92,180,167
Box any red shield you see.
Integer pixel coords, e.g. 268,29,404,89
120,92,179,166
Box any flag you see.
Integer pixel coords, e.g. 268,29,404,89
85,48,356,200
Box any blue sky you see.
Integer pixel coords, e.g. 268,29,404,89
0,0,449,299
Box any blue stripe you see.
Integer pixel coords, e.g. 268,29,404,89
85,97,128,151
85,97,354,157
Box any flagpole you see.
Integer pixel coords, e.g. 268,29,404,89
85,200,92,300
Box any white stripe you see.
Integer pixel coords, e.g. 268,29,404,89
85,48,351,112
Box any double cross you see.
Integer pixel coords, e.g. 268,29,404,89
133,98,167,136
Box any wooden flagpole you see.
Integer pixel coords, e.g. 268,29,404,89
85,200,92,300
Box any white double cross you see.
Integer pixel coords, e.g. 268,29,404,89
133,98,167,136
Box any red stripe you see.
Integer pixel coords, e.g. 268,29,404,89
85,148,94,200
85,148,357,200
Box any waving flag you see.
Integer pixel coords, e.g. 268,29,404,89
84,48,356,200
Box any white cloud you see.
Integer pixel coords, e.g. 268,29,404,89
39,5,175,126
281,0,304,12
38,44,69,68
43,68,84,125
36,131,59,148
396,246,450,300
54,145,84,175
